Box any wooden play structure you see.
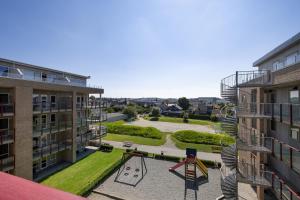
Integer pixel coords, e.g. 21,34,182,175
169,148,208,183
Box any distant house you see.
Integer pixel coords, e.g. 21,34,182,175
160,103,183,116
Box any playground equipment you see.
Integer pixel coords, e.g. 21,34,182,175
114,151,148,187
169,148,208,182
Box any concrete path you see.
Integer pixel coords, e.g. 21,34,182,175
126,118,215,133
101,140,221,162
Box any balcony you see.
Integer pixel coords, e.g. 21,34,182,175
272,54,300,72
33,101,72,113
33,121,72,137
0,156,14,171
76,103,87,110
237,126,272,153
33,141,72,161
236,70,271,87
0,130,14,144
0,103,14,116
237,103,273,118
237,162,272,187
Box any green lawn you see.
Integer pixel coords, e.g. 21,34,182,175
171,136,221,153
41,149,124,195
104,133,167,146
145,116,219,127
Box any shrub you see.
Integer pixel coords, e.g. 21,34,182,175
173,130,235,146
123,106,137,119
100,143,114,152
150,117,159,121
106,124,162,139
210,114,218,122
188,114,211,120
150,108,160,117
125,149,149,157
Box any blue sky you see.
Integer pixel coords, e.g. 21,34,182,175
0,0,299,98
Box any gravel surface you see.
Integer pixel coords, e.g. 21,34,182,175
126,118,216,133
89,157,222,200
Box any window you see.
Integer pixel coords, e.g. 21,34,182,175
292,150,300,174
41,158,47,169
41,73,47,81
282,145,291,166
0,93,9,104
272,61,280,71
286,52,297,66
0,144,8,159
274,140,281,160
0,66,8,77
271,119,276,131
50,96,56,108
289,90,299,104
0,118,8,130
252,118,257,129
41,115,47,129
291,128,300,141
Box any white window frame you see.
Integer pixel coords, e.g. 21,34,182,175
41,114,47,129
291,128,300,141
286,52,298,66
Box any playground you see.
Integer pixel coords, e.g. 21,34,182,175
89,150,222,200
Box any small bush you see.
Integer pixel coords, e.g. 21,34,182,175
150,117,159,121
99,143,113,152
210,114,218,122
125,149,149,157
188,114,211,120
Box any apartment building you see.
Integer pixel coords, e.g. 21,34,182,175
0,58,106,181
220,32,300,200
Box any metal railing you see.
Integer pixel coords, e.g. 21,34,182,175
32,121,72,137
0,130,14,144
236,70,271,86
33,140,72,159
237,162,272,187
272,54,300,72
33,101,72,112
238,103,273,117
0,156,14,171
238,125,273,151
0,103,14,115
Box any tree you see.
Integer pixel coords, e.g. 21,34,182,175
123,106,137,119
178,97,190,111
151,108,160,117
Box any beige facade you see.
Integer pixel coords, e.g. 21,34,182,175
221,32,300,200
0,58,104,181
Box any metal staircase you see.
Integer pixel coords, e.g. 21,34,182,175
219,70,272,199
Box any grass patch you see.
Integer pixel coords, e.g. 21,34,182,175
144,116,219,127
173,130,235,146
104,133,167,146
41,149,124,195
106,123,162,139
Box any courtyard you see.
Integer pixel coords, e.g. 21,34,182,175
89,156,222,200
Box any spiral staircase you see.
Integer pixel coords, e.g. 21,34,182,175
219,71,273,199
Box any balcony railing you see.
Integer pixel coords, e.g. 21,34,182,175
33,101,72,112
33,141,72,160
237,126,272,153
77,118,89,128
272,54,300,72
0,156,14,171
0,130,14,144
33,121,72,137
237,162,272,187
237,103,273,117
0,103,14,115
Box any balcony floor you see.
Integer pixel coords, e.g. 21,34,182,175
237,174,271,188
237,140,272,153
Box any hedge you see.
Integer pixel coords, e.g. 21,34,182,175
154,154,181,162
173,130,235,146
106,123,162,139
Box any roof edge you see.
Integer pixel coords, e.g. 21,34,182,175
253,32,300,67
0,57,90,79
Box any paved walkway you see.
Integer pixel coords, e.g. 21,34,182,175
126,118,216,133
101,140,221,162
